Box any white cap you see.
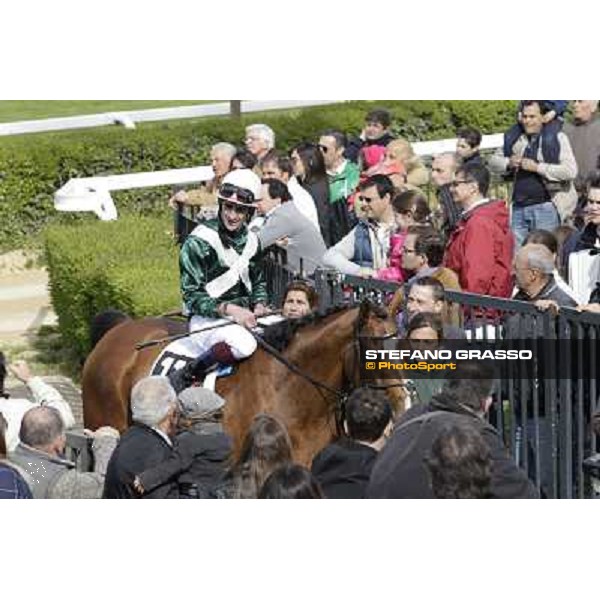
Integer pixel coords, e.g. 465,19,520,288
221,168,262,201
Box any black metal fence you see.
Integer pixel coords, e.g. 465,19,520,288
266,262,600,499
65,431,93,472
168,198,600,498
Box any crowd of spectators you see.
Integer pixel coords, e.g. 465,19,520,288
169,101,600,313
3,101,600,500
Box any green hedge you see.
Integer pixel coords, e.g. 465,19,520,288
1,100,517,252
45,215,180,359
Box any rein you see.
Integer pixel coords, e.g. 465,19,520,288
248,308,415,434
247,329,348,437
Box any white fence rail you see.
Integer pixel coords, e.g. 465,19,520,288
54,133,505,220
0,100,340,137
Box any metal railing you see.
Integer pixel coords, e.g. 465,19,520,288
265,263,600,498
65,430,94,472
54,131,512,221
1,100,341,137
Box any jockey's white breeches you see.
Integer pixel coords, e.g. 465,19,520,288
186,315,257,359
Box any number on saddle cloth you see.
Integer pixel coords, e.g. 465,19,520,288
150,348,234,381
151,350,194,378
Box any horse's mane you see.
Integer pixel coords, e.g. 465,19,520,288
90,309,132,349
261,305,352,352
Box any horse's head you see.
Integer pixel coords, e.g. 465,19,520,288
353,298,408,416
358,297,396,338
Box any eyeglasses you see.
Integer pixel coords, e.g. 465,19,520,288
401,247,417,254
449,179,474,188
218,182,255,204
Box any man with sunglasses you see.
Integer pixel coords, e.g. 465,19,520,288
444,163,514,299
323,174,396,278
318,130,360,245
173,169,269,391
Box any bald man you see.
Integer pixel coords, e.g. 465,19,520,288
512,244,576,307
431,152,461,236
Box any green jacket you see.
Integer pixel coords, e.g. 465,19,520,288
180,219,268,318
328,160,360,205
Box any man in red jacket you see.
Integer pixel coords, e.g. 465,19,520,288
444,163,514,298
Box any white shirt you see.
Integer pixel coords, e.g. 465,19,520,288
327,159,348,177
287,176,320,231
323,220,394,275
151,426,173,447
0,377,76,452
461,197,491,216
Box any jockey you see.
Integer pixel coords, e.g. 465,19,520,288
171,169,269,391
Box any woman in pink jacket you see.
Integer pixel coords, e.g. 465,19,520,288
376,190,432,282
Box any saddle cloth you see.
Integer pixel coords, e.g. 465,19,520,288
150,316,282,389
150,339,232,391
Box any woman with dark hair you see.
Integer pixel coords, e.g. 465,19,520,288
259,463,324,499
290,143,332,246
216,413,293,499
282,280,318,319
375,190,433,282
392,189,432,230
0,413,33,499
406,312,444,343
231,147,258,171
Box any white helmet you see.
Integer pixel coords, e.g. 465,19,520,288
219,168,262,206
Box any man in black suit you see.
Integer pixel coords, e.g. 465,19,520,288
103,376,179,499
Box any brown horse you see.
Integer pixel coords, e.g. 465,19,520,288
82,299,406,466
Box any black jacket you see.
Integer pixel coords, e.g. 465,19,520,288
301,178,332,247
366,400,538,499
103,424,178,499
311,437,378,499
136,427,232,498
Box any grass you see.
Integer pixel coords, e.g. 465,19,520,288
0,100,223,123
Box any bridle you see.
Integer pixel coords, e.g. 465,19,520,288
247,306,416,435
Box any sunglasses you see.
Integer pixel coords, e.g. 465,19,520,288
218,182,255,204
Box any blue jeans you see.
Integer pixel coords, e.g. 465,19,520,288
511,202,559,248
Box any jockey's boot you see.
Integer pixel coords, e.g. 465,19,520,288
168,342,236,393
